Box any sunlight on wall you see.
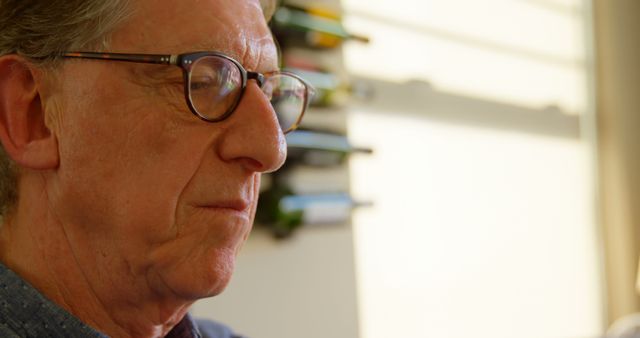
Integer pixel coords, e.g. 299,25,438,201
344,0,603,337
342,0,587,114
349,114,602,338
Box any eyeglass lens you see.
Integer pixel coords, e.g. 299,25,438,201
188,55,307,132
189,56,243,120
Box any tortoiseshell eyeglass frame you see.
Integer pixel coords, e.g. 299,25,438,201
60,51,313,133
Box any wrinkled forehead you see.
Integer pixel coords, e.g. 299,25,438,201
111,0,278,70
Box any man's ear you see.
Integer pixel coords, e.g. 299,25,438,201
0,55,58,170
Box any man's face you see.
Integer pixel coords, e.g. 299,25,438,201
46,0,285,300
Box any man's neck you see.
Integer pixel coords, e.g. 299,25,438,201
0,178,192,338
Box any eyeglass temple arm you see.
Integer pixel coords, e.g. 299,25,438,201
62,52,179,65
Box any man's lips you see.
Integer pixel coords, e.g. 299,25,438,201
197,199,251,213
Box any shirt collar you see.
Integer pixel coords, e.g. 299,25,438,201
167,313,202,338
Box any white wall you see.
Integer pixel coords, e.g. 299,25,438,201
345,0,605,337
348,80,603,338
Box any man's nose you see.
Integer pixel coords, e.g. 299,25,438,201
218,81,287,173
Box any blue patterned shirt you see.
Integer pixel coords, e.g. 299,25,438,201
0,263,241,338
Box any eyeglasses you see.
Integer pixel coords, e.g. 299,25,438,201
60,51,315,134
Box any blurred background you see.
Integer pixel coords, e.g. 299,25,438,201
193,0,640,337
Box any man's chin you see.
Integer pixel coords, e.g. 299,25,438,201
154,250,237,301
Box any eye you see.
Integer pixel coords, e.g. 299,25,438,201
190,67,240,96
190,75,219,91
190,64,224,88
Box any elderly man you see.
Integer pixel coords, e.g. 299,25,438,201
0,0,312,337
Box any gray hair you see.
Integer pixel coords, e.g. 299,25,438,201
0,0,132,217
